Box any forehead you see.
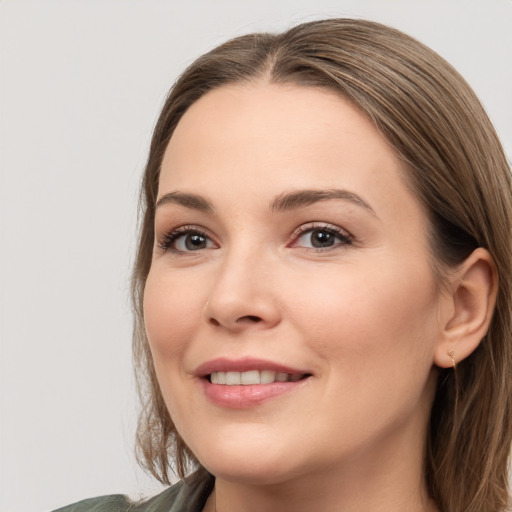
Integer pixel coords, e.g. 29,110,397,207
165,82,380,162
159,82,423,226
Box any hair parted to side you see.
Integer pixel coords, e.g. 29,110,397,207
132,18,512,512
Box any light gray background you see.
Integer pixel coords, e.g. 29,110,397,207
1,1,511,511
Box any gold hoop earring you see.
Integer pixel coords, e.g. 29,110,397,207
448,349,456,369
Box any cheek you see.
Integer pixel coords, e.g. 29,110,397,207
143,269,207,424
143,269,203,361
287,260,440,370
290,262,440,440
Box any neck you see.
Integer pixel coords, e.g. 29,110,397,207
211,466,437,512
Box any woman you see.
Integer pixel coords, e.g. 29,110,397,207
57,18,512,512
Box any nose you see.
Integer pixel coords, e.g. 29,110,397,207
203,249,281,332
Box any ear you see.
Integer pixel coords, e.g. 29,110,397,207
434,248,498,368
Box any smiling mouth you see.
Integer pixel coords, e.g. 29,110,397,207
208,370,309,385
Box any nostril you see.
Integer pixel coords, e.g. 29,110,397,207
237,315,262,323
207,315,261,327
207,312,267,329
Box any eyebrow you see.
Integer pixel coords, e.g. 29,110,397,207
271,189,376,216
155,188,376,216
155,191,214,213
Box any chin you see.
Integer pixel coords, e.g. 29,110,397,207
203,457,300,486
190,435,307,486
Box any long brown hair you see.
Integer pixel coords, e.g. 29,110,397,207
132,18,512,511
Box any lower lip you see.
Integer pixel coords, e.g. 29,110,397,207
200,378,309,409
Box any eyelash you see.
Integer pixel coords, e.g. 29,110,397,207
157,225,214,253
157,223,353,254
289,223,353,251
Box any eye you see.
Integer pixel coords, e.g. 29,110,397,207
291,224,352,250
174,232,214,251
158,227,217,253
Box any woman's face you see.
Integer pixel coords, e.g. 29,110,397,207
144,83,447,485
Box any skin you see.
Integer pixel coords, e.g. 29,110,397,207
143,82,454,511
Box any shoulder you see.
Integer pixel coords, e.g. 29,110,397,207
52,494,132,512
52,480,194,512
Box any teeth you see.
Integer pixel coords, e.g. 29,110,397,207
260,370,276,384
209,370,304,385
226,371,241,385
241,370,260,385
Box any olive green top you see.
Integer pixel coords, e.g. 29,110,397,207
52,475,213,512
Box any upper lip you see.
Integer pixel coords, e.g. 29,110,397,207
194,357,309,378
